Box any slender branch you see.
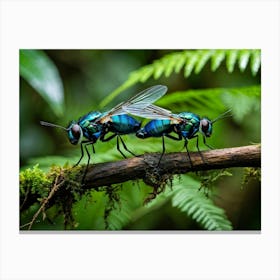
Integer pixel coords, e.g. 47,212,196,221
20,145,261,213
83,144,261,189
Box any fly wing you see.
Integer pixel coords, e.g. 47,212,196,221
124,103,182,123
95,85,168,123
124,104,171,119
121,85,168,111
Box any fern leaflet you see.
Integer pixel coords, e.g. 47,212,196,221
164,177,233,230
156,85,260,123
100,49,261,108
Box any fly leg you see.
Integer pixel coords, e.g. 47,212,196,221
193,135,208,165
202,136,215,150
183,140,194,169
74,140,91,167
158,134,182,167
73,141,95,184
81,142,93,183
118,135,137,157
157,136,166,167
100,133,127,159
116,135,127,158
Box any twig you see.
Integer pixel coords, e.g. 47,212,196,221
21,170,65,230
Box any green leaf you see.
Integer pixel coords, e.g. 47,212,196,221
250,50,261,76
168,177,233,230
221,86,260,123
99,49,261,108
155,85,260,117
163,56,177,77
226,49,239,73
174,51,188,73
139,65,153,82
238,50,251,72
184,52,198,77
20,50,64,117
107,203,132,230
211,50,226,71
153,61,165,79
194,50,213,74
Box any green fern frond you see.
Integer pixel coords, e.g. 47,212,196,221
165,177,232,230
107,202,132,230
105,184,145,230
156,85,260,119
226,50,239,72
211,49,226,71
221,86,261,123
100,49,261,108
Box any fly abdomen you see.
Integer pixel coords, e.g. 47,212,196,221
136,119,172,138
110,114,141,134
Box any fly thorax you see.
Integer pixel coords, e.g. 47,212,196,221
180,130,190,139
177,112,200,138
84,122,103,142
176,121,194,139
200,118,212,137
67,122,83,145
87,122,102,134
174,123,188,139
78,111,103,126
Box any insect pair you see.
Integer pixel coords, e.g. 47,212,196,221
41,85,231,180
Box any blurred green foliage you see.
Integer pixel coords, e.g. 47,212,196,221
20,50,64,117
20,50,261,230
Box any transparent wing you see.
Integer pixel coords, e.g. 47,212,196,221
124,104,182,122
121,85,168,111
96,85,168,123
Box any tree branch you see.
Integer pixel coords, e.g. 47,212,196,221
83,144,261,189
20,145,261,213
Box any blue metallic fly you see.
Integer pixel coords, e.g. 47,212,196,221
40,85,168,179
123,102,232,167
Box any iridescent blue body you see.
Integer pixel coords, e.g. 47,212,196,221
175,112,200,139
67,111,103,144
108,115,141,135
136,112,201,140
136,119,173,138
123,96,231,167
136,111,211,167
67,112,141,146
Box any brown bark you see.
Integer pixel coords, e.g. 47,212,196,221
83,144,261,188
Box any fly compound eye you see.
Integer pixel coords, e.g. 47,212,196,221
200,118,212,137
68,123,83,145
72,124,81,138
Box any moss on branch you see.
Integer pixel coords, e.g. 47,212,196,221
20,144,261,229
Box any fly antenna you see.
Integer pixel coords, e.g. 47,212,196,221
40,121,68,131
212,109,232,124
